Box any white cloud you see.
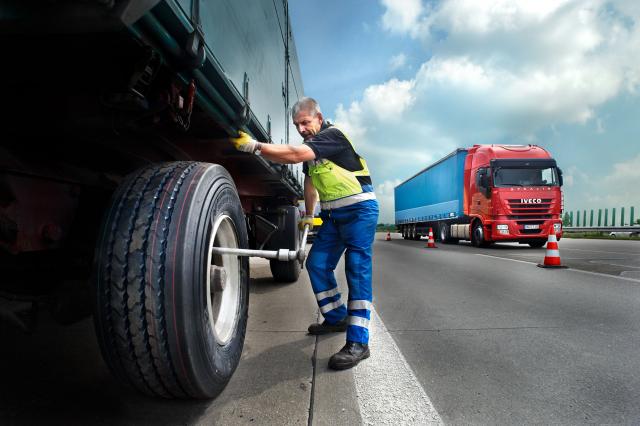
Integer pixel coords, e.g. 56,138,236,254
381,0,424,37
389,53,407,71
605,153,640,181
334,101,366,143
563,173,574,187
334,78,417,142
375,179,402,223
415,57,493,91
426,0,574,36
378,0,639,128
331,1,640,221
572,153,640,209
362,79,416,121
563,165,591,189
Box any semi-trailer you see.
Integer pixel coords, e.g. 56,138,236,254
395,145,564,247
0,0,305,399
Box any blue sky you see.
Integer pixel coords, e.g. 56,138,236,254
290,0,640,223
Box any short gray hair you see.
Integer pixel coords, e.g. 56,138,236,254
291,97,322,118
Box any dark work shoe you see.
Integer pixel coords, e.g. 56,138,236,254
328,341,370,370
308,319,348,335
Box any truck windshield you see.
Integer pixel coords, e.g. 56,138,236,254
493,167,559,187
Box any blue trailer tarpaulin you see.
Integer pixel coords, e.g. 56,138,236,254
394,149,468,224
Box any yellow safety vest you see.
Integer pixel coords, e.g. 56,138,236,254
307,127,371,202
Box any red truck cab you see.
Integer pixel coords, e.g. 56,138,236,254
463,145,564,247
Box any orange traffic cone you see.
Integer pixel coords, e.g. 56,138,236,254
385,232,391,241
537,232,567,268
426,227,437,248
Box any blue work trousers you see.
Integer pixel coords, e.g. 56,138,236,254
306,199,379,344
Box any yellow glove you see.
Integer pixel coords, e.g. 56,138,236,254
299,215,314,231
230,131,259,153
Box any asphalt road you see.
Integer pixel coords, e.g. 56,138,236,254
2,235,639,424
374,234,640,423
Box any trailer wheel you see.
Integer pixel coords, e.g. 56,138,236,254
268,205,302,283
93,162,249,399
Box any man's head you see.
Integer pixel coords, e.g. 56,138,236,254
292,97,324,141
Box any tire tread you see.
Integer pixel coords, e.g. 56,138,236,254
96,162,197,398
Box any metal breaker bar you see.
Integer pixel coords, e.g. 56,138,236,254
211,225,310,262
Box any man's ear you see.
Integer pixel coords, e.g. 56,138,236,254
316,112,324,122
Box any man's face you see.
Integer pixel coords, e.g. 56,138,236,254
293,110,323,141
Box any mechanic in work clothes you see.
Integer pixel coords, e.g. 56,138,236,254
231,97,379,370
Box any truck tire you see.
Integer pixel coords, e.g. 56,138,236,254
439,222,458,244
93,162,249,399
268,205,302,283
472,221,490,248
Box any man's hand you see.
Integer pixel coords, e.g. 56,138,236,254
230,131,259,153
299,215,314,231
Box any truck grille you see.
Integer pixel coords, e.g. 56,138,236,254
507,198,552,220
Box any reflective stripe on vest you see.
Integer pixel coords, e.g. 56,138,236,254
307,127,371,202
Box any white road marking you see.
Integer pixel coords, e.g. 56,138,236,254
561,247,640,256
475,254,640,283
588,260,640,269
353,308,442,425
621,271,640,279
475,254,533,265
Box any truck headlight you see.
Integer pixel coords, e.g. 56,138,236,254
553,223,562,232
496,224,509,230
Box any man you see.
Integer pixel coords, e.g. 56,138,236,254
231,97,379,370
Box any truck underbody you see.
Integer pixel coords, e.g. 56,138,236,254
1,0,305,399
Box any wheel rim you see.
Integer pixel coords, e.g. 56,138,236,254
474,224,483,244
206,214,241,346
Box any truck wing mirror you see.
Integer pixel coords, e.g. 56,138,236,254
557,167,564,187
477,168,491,198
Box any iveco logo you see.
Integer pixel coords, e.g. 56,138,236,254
521,198,542,204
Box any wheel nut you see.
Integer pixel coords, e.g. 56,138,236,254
210,265,227,292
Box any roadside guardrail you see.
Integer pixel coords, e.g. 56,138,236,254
563,226,640,232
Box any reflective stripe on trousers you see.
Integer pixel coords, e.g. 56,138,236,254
306,199,379,344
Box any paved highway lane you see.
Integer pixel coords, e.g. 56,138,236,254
1,235,638,424
460,237,640,280
373,235,640,423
